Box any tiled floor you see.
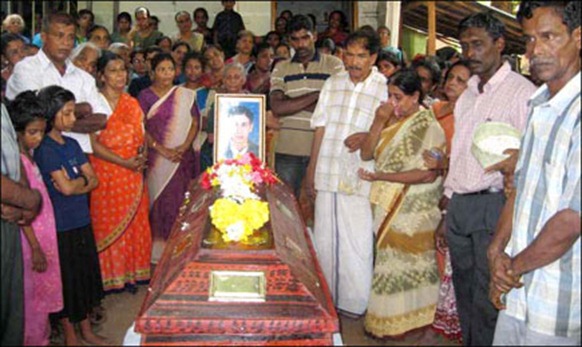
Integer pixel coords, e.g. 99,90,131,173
49,283,460,346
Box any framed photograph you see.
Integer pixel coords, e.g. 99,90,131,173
214,94,266,163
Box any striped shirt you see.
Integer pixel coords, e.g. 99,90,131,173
311,68,388,197
270,51,344,156
444,62,536,197
505,72,581,338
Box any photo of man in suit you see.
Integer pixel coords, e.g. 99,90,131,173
223,105,259,158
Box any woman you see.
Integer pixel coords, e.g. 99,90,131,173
357,69,445,339
244,43,272,95
318,10,349,46
2,14,30,44
376,50,403,83
87,24,111,51
71,42,101,78
203,44,226,89
111,12,132,44
182,51,211,178
75,9,94,45
424,60,471,344
1,33,26,82
89,52,152,292
130,7,163,50
138,53,199,263
225,30,255,74
172,11,204,53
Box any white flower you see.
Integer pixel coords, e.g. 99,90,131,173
225,221,246,241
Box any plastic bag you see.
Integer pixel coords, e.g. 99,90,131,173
338,150,362,195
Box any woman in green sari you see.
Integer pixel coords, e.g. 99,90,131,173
358,69,446,339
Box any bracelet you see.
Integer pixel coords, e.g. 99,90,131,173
79,174,89,186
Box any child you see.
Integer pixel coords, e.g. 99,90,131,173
8,91,63,346
33,85,106,346
212,0,245,59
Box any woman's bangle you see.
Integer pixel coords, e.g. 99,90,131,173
151,141,157,149
79,174,89,186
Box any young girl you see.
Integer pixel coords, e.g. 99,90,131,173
33,85,106,346
8,91,63,346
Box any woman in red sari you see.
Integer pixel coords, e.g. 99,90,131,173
89,51,152,292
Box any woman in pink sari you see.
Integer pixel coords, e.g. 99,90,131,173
138,53,199,263
8,91,63,346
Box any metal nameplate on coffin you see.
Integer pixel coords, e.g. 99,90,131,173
208,270,266,302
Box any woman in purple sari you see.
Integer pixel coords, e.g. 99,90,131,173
138,53,199,263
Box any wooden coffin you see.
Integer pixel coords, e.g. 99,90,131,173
135,179,339,346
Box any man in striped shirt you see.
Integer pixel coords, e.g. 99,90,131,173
308,29,388,316
270,14,344,197
489,2,580,345
442,12,537,345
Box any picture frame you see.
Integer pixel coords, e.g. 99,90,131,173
214,94,266,163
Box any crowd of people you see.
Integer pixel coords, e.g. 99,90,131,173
1,0,579,346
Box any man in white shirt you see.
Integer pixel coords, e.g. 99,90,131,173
6,12,107,153
307,29,388,317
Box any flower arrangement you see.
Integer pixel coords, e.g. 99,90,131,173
200,153,278,243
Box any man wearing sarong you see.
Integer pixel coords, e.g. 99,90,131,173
306,29,388,316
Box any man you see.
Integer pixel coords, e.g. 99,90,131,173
442,12,537,346
6,12,107,153
270,14,343,197
488,2,580,345
307,29,388,316
1,104,42,345
128,45,163,98
223,105,259,159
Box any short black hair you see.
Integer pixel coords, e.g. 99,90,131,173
78,9,95,23
252,42,272,58
517,1,580,32
42,12,75,33
443,59,472,85
144,45,163,57
389,68,424,105
287,14,313,35
345,29,381,55
155,36,172,47
436,46,460,62
130,48,144,62
150,52,175,71
117,11,132,24
411,56,442,87
36,85,76,126
228,105,253,123
458,12,505,41
7,90,47,132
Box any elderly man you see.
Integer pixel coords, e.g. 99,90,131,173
488,1,581,345
307,29,388,317
6,12,107,153
442,12,537,346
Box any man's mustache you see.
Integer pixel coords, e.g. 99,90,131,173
346,66,362,71
530,57,552,67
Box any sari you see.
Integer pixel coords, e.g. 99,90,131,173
20,155,63,346
90,93,152,291
140,86,199,263
364,108,445,338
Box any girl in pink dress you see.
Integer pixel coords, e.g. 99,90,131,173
8,91,63,346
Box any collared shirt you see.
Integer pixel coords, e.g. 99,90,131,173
444,62,536,197
311,67,388,197
1,104,20,181
504,72,581,338
270,51,344,156
6,49,108,153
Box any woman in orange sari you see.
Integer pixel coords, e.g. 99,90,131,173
90,52,152,292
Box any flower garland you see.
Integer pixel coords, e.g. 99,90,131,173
200,153,278,243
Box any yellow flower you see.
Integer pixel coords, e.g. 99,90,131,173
210,198,270,243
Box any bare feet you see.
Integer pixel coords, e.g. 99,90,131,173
80,318,109,346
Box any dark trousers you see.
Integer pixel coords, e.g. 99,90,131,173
445,192,505,346
275,153,310,198
0,219,24,346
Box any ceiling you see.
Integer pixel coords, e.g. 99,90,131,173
401,1,525,55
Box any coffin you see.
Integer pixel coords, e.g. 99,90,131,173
135,178,339,345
